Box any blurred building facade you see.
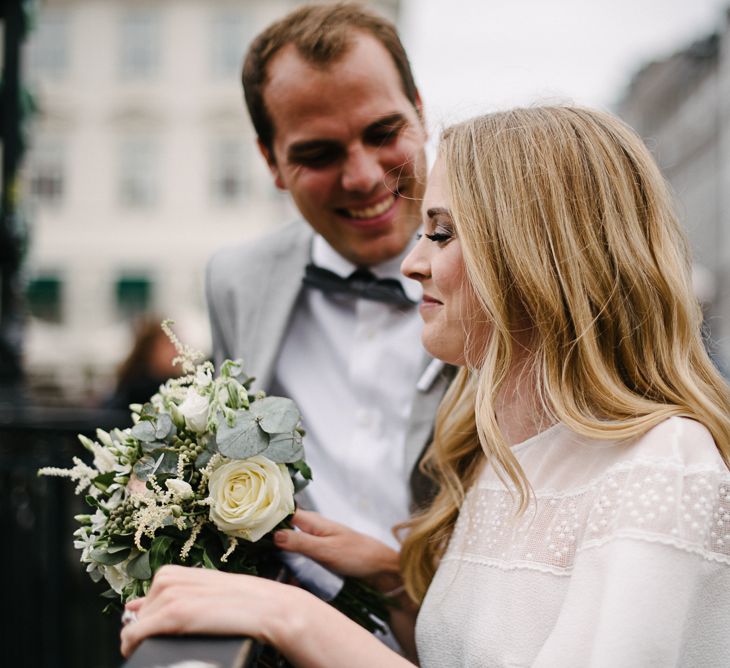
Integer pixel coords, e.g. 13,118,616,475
21,0,399,403
618,11,730,370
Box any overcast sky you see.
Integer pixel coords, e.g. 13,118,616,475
401,0,729,130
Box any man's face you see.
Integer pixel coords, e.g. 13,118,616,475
260,33,427,267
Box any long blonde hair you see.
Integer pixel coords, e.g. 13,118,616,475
400,106,730,602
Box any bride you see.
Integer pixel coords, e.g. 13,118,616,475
121,106,730,667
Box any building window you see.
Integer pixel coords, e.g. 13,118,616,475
210,138,250,205
118,139,158,208
210,11,251,79
26,11,69,80
27,138,66,206
116,276,152,318
119,11,160,79
26,275,63,323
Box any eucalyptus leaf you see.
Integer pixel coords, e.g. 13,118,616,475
90,547,131,566
195,449,213,469
127,551,152,580
151,450,179,476
133,455,156,481
255,397,300,434
217,410,269,459
263,431,304,463
155,414,175,440
131,421,157,443
140,440,165,453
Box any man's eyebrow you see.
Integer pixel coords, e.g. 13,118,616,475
366,112,408,129
426,207,451,219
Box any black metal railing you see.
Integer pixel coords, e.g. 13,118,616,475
0,404,271,667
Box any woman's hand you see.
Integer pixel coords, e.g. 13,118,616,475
120,565,308,658
274,510,401,589
120,564,416,668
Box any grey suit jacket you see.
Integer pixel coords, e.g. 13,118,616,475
205,219,452,509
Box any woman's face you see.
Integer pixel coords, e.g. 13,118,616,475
402,157,480,366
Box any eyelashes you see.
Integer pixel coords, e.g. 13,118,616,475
424,232,452,243
417,231,453,244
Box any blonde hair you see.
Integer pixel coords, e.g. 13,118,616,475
400,106,730,602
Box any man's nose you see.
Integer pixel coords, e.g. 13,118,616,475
341,146,384,193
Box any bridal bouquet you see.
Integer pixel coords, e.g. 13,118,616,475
39,322,311,607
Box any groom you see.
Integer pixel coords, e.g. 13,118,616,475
206,3,449,549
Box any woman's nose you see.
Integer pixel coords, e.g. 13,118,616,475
401,238,430,282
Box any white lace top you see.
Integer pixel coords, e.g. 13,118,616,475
415,417,730,667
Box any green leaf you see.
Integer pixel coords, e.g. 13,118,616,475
254,397,300,434
291,459,313,481
216,410,269,459
202,550,218,570
149,535,174,573
263,431,304,463
220,359,244,378
131,421,157,443
100,588,119,599
90,547,131,565
127,551,152,580
84,495,103,509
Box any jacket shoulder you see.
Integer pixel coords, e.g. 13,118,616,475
207,220,312,284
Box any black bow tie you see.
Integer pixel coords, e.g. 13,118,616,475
303,263,416,307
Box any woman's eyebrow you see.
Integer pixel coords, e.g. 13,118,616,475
426,207,451,219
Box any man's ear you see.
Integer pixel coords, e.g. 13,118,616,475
257,138,286,190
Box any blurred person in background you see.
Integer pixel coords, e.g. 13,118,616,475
103,316,179,411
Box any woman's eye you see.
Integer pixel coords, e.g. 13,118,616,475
424,231,452,244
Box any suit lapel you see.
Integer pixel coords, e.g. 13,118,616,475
403,355,454,482
246,223,313,390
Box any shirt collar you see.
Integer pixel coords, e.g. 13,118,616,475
311,234,423,303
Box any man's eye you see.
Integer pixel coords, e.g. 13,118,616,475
291,152,338,168
366,124,402,146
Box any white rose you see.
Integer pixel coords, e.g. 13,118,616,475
165,478,194,500
207,455,295,542
178,389,210,433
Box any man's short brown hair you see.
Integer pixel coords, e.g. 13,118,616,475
242,2,419,154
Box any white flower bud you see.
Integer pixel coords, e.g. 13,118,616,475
178,389,210,433
165,478,194,500
96,429,114,448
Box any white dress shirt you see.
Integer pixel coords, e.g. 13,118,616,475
270,235,424,548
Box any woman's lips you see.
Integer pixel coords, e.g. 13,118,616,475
422,294,442,305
